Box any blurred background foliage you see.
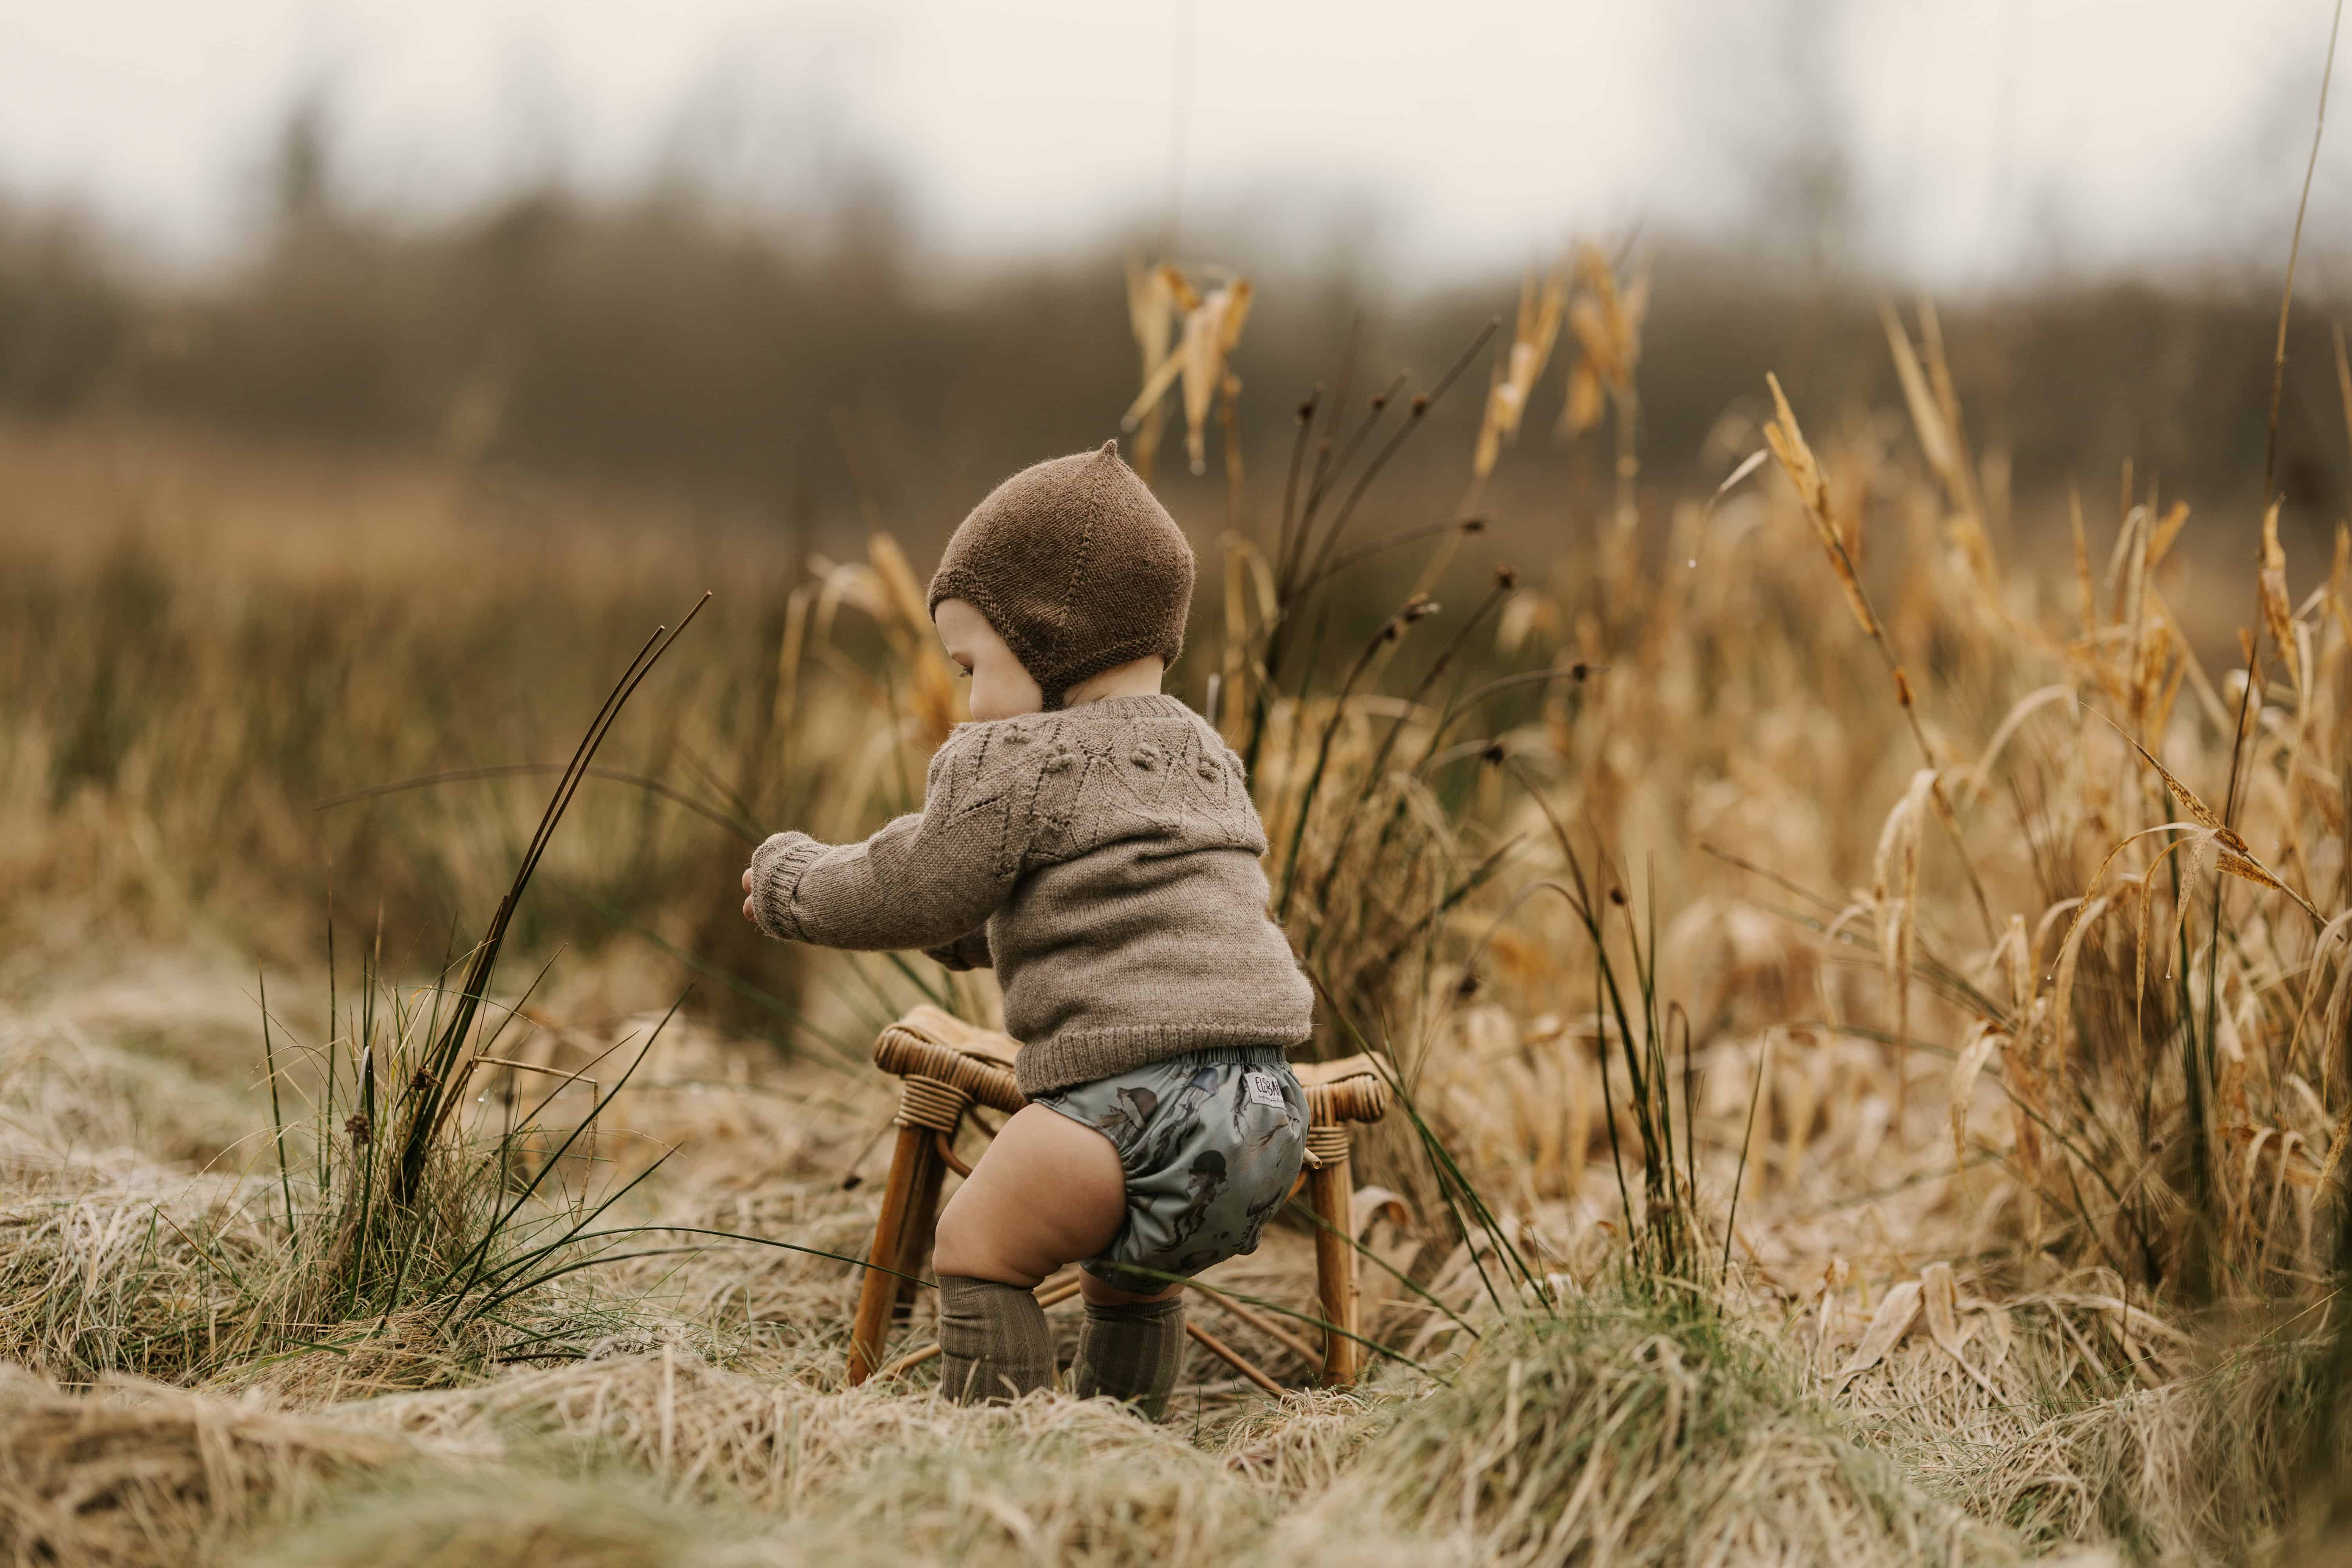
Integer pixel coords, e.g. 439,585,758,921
5,94,2350,549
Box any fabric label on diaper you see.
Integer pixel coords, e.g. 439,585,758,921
1243,1070,1285,1108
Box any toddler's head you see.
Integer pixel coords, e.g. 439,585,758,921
928,441,1194,720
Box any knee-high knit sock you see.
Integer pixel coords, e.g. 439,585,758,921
1071,1294,1186,1418
935,1275,1056,1404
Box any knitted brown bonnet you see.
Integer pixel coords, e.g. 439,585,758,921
926,441,1195,709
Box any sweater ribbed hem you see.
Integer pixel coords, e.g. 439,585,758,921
1058,692,1196,720
749,831,826,942
947,693,1195,741
1015,1023,1308,1098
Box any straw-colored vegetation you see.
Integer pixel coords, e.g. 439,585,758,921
5,247,2352,1566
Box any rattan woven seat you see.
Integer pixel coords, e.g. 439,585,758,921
1296,1053,1391,1127
843,1006,1392,1388
873,1006,1025,1119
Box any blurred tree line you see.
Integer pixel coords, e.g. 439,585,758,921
3,96,2349,547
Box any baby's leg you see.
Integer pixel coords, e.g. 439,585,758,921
935,1104,1129,1284
1071,1270,1187,1416
931,1105,1132,1402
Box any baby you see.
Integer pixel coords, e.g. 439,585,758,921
739,441,1313,1413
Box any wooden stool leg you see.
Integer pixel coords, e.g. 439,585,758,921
895,1142,952,1321
1305,1125,1360,1385
846,1123,946,1385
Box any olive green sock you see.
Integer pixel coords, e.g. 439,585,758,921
1071,1294,1186,1418
935,1274,1055,1404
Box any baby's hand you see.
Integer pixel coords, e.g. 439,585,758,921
740,864,755,924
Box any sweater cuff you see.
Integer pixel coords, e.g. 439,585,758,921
748,832,825,942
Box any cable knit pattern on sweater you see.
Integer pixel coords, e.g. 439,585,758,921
746,692,1313,1096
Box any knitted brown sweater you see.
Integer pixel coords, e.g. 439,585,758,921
746,693,1313,1096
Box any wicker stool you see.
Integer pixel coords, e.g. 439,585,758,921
842,1004,1392,1388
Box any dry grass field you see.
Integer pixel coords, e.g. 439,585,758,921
3,254,2351,1566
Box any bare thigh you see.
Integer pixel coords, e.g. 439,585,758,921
932,1105,1176,1301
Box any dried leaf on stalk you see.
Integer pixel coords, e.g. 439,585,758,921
1123,342,1187,431
1920,1261,1995,1392
1764,373,1878,638
866,534,932,639
2261,499,2300,692
1617,270,1651,372
1561,363,1606,437
2313,916,2352,1095
2091,708,2321,922
2145,501,2190,571
2044,893,2113,1070
1125,256,1177,468
1126,255,1174,361
1869,771,1936,980
1178,280,1252,475
1949,1023,2004,1168
2165,831,2218,982
2317,1095,2352,1201
1871,769,1936,1078
1566,296,1613,383
2098,715,2228,837
2070,489,2096,636
1474,265,1567,480
1915,297,1967,464
1815,1258,1851,1366
1122,268,1252,478
1835,1279,1922,1390
1881,303,1960,488
1991,912,2031,1013
1570,242,1645,390
1968,684,2074,801
1555,245,1646,441
1350,1185,1414,1236
2217,847,2291,898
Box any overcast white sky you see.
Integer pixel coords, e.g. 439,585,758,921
2,0,2344,285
